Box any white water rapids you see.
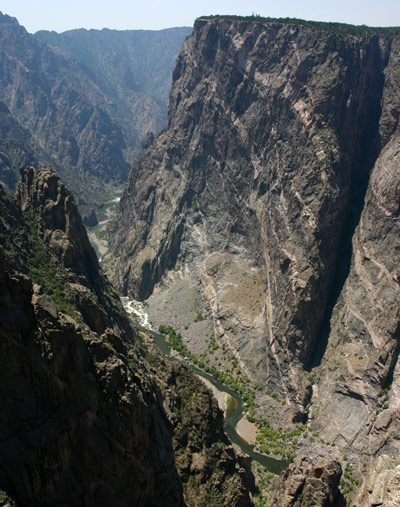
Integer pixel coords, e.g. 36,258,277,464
120,297,153,330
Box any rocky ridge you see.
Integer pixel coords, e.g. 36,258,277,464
35,26,192,138
0,167,251,506
110,16,400,503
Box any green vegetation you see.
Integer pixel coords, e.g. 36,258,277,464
194,311,205,322
23,211,76,316
200,15,400,36
158,322,302,461
253,469,277,507
378,385,391,400
340,463,359,501
158,324,248,394
158,325,188,355
95,227,107,240
254,419,306,460
378,385,391,410
264,388,286,405
0,231,11,250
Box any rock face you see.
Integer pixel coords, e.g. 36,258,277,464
0,101,37,191
356,454,400,507
111,16,400,501
35,26,192,141
310,36,400,484
0,12,190,211
146,351,254,506
0,167,251,505
272,458,345,506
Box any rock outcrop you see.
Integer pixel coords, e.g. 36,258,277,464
0,167,251,505
110,16,400,501
145,346,254,506
272,458,345,506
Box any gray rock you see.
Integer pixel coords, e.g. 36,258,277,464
110,18,398,403
272,457,345,506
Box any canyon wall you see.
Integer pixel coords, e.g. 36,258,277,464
111,17,400,499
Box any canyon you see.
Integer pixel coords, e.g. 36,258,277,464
1,11,400,506
0,166,252,506
0,12,190,216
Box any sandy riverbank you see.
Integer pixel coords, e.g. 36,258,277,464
236,415,258,445
88,228,109,257
199,376,230,414
198,376,259,446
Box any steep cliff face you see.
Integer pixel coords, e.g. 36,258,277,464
111,17,400,501
272,458,345,506
35,26,192,140
111,18,394,391
0,172,183,505
311,36,400,496
0,12,128,205
0,167,251,505
0,101,37,191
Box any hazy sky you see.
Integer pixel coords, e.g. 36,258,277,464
1,0,399,33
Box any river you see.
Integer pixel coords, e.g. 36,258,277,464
121,298,289,474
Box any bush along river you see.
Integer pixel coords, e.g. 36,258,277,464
121,297,289,475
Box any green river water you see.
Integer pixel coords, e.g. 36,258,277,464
151,331,289,474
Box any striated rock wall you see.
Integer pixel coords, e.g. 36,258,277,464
0,12,127,206
34,26,192,142
310,37,400,493
111,18,396,397
272,458,345,506
0,12,190,211
0,101,37,191
110,17,400,501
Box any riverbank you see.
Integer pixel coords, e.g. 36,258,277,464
86,194,121,262
236,415,258,445
199,376,231,414
141,318,289,473
196,372,259,445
